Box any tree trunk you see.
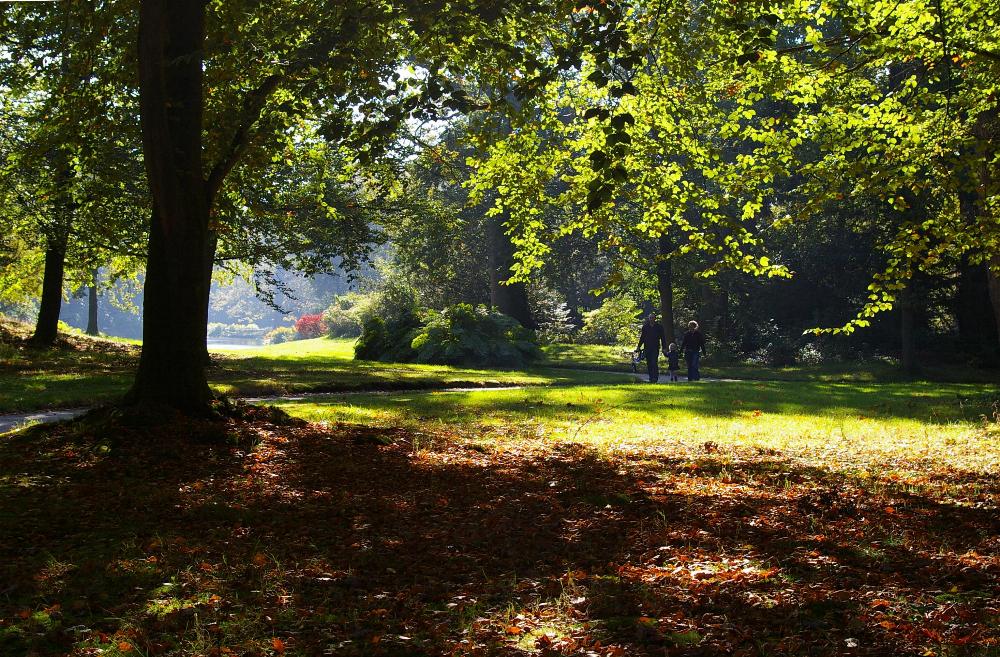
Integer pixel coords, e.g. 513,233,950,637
900,284,918,377
656,234,675,343
957,258,998,350
486,212,536,329
125,0,214,412
86,272,99,336
970,108,1000,351
30,231,69,346
987,257,1000,351
202,230,218,365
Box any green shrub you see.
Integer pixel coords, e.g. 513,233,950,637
322,293,369,338
410,304,541,368
263,326,298,345
56,320,82,336
577,295,641,346
354,279,421,362
355,315,421,362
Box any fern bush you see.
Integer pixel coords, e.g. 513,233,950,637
410,304,541,368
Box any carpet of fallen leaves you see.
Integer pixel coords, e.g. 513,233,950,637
0,406,998,657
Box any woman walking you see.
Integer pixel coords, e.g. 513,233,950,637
680,320,707,381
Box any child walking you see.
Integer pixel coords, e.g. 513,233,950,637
666,343,681,381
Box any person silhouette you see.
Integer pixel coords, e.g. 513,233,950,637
635,313,667,383
680,320,707,381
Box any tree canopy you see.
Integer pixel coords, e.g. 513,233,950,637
0,0,998,411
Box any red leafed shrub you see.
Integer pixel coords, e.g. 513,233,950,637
294,314,327,339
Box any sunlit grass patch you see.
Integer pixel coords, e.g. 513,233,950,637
273,380,1000,474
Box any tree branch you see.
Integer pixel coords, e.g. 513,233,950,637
204,72,285,201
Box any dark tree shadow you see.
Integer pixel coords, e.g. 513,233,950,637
0,417,997,656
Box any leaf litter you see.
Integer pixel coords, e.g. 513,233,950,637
0,404,997,656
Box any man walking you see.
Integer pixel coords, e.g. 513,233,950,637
680,320,707,381
636,313,668,383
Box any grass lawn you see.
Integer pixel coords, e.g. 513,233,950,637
0,378,997,656
272,379,1000,475
0,319,629,413
207,338,627,400
542,343,1000,383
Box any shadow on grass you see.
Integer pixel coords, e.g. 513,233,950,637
280,379,1000,427
0,417,997,656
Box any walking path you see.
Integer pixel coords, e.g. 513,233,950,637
0,385,530,434
0,408,90,434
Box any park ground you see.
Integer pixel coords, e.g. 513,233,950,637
1,320,999,656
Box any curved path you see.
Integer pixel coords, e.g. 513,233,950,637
0,385,530,434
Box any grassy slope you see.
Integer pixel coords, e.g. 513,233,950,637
207,337,627,398
0,319,629,413
0,319,140,413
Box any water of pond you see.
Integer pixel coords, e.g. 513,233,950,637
206,337,263,350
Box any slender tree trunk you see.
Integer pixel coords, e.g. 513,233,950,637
125,0,214,412
30,231,69,346
30,0,81,348
900,284,918,377
970,109,1000,351
486,212,536,329
987,257,1000,351
956,257,998,350
656,234,675,344
202,230,218,364
86,271,99,336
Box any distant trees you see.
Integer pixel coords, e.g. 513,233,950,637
0,1,146,345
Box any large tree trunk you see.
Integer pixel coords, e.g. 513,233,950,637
486,212,536,329
86,272,99,336
30,231,69,346
656,234,675,343
125,0,214,412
